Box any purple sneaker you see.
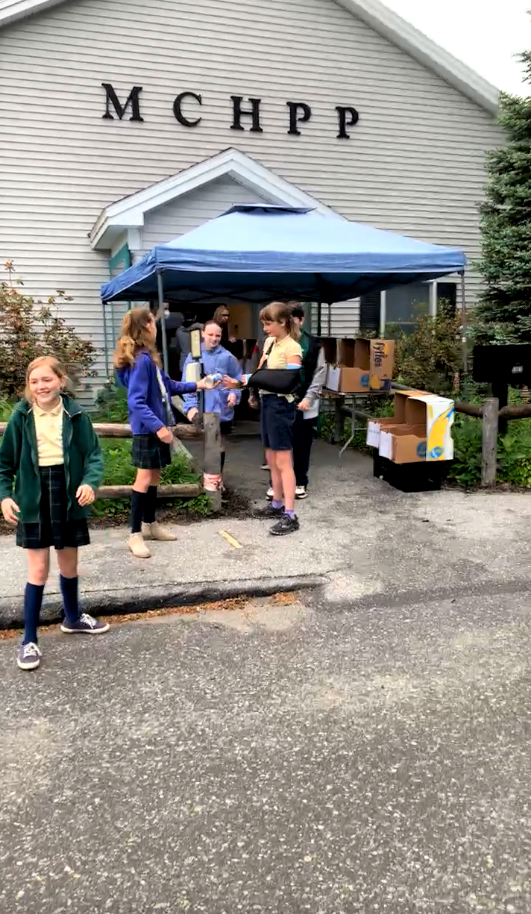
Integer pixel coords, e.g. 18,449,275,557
61,613,110,635
17,642,42,671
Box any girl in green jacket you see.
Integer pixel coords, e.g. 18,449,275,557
0,356,110,671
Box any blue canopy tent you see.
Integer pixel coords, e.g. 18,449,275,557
101,204,467,371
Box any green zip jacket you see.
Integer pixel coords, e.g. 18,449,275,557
0,395,104,523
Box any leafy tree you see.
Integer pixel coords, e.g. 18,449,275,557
475,51,531,342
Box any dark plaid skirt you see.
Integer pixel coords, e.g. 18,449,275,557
131,433,172,470
16,465,90,551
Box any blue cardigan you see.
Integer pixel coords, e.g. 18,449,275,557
116,350,197,435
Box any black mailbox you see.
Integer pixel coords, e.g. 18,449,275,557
472,345,531,387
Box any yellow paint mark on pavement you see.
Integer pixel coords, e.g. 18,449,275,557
218,530,242,549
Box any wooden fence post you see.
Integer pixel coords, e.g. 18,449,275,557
203,412,222,512
481,397,499,487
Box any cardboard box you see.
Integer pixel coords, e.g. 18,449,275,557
326,338,395,394
327,339,369,393
326,364,370,394
379,425,427,463
356,339,395,392
405,395,455,461
367,417,402,448
366,390,424,448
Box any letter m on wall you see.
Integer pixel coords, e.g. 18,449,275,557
102,83,144,121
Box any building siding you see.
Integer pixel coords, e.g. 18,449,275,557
0,0,502,399
141,177,268,251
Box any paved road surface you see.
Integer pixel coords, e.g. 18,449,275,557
0,589,529,913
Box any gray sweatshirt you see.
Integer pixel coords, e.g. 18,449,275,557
301,347,327,420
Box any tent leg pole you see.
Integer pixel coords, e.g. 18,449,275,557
460,270,468,375
157,270,169,375
102,301,110,380
317,301,322,336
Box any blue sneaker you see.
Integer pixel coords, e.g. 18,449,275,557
61,613,110,635
17,642,42,671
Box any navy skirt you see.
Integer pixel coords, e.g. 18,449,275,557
131,433,172,470
16,465,90,551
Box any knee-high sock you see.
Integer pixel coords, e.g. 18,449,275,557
131,490,147,534
60,575,80,624
143,486,158,524
23,583,45,644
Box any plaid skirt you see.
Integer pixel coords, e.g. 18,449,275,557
132,433,172,470
16,465,90,551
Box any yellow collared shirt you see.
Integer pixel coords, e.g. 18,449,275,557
33,400,64,466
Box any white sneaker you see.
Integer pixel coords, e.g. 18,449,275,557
295,486,308,499
261,463,269,471
266,487,274,500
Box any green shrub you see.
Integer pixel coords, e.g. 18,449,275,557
0,261,97,399
93,384,129,423
0,399,14,422
93,440,212,518
435,415,531,489
447,418,483,487
391,309,463,395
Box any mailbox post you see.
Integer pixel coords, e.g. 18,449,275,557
473,345,531,436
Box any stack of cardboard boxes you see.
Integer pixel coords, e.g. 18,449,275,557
323,338,395,394
367,390,455,464
321,338,454,473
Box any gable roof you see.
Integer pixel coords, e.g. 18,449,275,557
0,0,499,115
90,147,341,250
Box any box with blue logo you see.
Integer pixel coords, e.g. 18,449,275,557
325,338,395,394
376,394,454,463
378,425,427,463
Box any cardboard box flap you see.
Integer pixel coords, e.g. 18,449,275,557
321,338,337,365
354,339,370,370
337,339,356,367
392,390,425,424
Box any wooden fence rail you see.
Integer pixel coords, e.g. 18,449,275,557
97,484,202,499
0,415,222,508
0,422,203,439
91,423,204,439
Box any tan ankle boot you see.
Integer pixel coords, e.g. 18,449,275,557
128,532,151,558
142,522,177,542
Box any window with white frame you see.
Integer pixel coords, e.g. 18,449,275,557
360,279,458,336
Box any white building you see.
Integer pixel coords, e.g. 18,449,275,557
0,0,502,399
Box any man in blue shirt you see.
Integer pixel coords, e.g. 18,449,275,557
182,320,242,484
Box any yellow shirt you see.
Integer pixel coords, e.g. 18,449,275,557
264,335,302,370
260,335,303,400
33,400,64,466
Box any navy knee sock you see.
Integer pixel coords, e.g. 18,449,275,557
60,575,80,624
220,451,226,473
23,583,45,645
131,491,147,534
143,486,158,524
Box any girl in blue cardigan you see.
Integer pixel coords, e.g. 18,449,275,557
114,308,212,559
